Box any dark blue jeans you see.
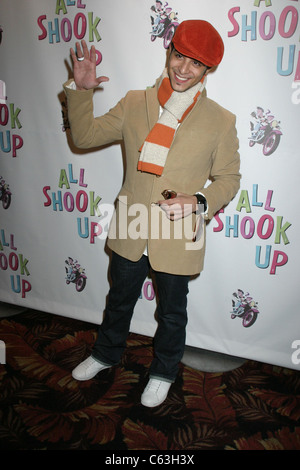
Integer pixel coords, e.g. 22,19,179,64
92,252,190,382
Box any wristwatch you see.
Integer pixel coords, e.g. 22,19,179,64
194,193,207,212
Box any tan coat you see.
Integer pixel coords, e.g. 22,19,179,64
64,79,240,275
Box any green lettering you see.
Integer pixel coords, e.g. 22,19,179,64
275,216,291,245
88,12,101,42
9,104,22,129
55,0,67,15
236,190,251,213
19,254,30,276
58,169,70,189
254,0,272,7
89,191,101,216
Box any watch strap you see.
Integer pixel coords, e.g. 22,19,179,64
194,193,207,212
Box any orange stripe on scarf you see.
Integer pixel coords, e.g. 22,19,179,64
157,77,173,107
144,123,175,148
137,161,164,176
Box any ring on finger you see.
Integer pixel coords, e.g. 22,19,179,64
77,57,85,61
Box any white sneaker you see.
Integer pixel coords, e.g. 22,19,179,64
141,378,171,407
72,356,111,381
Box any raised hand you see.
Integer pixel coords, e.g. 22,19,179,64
70,40,109,91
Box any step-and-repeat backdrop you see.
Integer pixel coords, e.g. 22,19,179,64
0,0,299,370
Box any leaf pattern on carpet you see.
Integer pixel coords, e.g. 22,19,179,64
0,310,299,450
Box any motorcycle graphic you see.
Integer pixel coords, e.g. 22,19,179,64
150,2,179,49
0,178,11,209
65,257,87,292
231,289,259,328
249,108,282,156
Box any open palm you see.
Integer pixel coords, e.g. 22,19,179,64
70,40,109,90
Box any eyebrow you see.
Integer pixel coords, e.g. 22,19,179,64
172,47,205,66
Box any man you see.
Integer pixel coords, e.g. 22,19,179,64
64,20,240,407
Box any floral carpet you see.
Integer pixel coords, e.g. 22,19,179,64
0,309,299,451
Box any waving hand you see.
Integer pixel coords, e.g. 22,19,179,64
70,40,109,90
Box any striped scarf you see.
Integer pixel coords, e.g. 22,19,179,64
137,68,206,176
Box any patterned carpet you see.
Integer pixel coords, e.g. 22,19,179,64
0,309,299,451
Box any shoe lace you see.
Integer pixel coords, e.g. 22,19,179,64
85,356,98,368
146,379,161,393
87,356,96,365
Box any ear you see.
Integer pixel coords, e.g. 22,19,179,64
207,65,217,75
165,44,173,67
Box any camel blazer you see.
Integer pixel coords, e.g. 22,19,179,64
64,79,240,275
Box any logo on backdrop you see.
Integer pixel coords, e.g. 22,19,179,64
213,184,292,276
248,106,282,156
65,256,87,292
0,230,31,299
230,289,260,328
227,1,300,104
149,1,179,49
0,176,12,210
43,163,103,244
0,80,24,158
37,0,103,65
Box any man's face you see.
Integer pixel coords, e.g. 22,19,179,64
167,47,208,92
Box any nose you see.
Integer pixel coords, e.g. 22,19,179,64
178,58,191,75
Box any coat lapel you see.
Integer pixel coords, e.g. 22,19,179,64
145,83,160,131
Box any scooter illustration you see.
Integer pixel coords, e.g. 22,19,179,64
65,257,87,292
231,290,259,328
249,108,282,156
150,2,179,49
0,178,11,209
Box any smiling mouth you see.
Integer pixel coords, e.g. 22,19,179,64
174,73,190,84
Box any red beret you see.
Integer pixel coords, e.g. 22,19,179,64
172,20,224,67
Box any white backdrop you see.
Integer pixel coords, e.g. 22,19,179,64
0,0,299,370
